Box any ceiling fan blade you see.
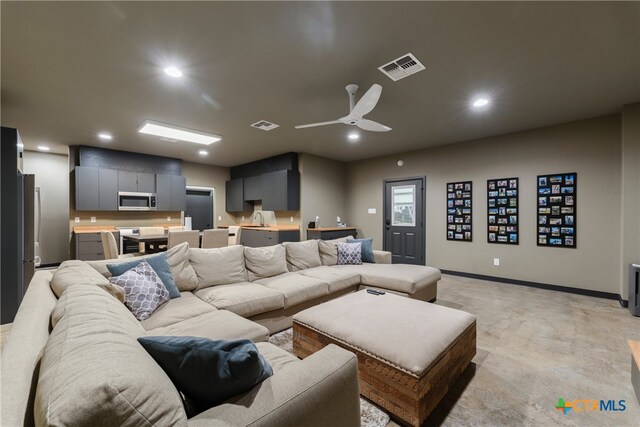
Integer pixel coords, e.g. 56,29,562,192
295,120,342,129
351,84,382,117
357,119,391,132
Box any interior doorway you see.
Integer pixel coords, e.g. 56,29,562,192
383,177,426,265
185,187,214,231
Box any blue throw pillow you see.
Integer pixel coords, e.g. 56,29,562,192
347,238,375,263
107,253,180,299
138,336,273,410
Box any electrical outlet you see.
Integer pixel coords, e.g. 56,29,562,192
242,216,245,221
167,216,171,222
74,217,80,223
493,258,500,266
90,217,96,223
290,216,294,222
218,216,222,221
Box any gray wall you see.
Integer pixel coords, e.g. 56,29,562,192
346,115,622,294
620,103,640,298
22,151,70,264
300,154,347,238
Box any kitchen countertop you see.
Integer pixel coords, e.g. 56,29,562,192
308,227,356,231
73,226,119,234
218,224,300,232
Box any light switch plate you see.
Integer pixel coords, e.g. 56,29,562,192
493,258,500,266
368,208,377,214
290,216,294,222
74,217,80,223
218,216,222,221
90,217,96,223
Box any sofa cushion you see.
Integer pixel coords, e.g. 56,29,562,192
107,252,181,298
244,244,288,281
87,242,198,291
255,274,329,308
190,246,248,289
141,292,217,331
337,242,362,265
109,261,171,321
138,336,273,408
35,285,187,427
51,260,124,302
255,341,300,373
145,310,270,343
297,266,361,293
283,240,322,271
318,237,349,266
195,283,284,318
334,264,441,294
347,238,375,263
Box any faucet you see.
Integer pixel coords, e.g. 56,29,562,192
254,211,264,226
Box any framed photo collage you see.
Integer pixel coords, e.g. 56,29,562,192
537,173,576,248
487,178,519,245
446,173,576,248
446,181,472,241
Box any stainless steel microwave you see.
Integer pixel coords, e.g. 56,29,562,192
118,192,157,211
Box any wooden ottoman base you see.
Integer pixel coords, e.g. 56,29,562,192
293,321,476,427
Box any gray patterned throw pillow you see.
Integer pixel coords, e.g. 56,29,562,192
109,260,170,321
337,242,363,265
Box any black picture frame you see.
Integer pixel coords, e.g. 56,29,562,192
536,172,577,248
446,181,472,241
487,177,519,245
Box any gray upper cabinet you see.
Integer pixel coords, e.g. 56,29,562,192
155,174,186,211
243,175,263,201
170,175,186,211
262,170,299,211
118,171,156,193
75,166,118,211
75,166,100,210
98,169,118,211
226,178,251,212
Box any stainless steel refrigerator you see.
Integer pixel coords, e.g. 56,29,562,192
1,126,36,324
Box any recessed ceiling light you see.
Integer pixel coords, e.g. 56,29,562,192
37,146,50,151
198,150,208,156
348,132,360,141
138,120,221,145
472,98,490,108
164,66,183,78
98,132,113,141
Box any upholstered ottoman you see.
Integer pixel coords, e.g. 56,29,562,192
292,290,476,427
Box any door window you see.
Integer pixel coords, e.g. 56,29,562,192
392,185,416,226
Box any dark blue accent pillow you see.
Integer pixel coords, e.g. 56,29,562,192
347,238,375,263
137,336,273,409
107,253,180,298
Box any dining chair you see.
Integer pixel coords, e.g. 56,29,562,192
100,231,139,260
201,229,229,249
227,226,241,246
138,226,167,253
167,230,200,249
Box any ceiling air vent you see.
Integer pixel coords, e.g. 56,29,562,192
378,53,425,81
251,120,280,131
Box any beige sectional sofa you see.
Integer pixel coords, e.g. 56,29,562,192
1,238,441,426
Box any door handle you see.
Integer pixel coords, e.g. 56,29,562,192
385,219,391,226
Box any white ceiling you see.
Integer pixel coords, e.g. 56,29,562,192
2,1,639,166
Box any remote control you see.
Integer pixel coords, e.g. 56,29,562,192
366,289,380,295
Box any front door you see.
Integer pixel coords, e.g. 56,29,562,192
383,178,425,265
185,188,214,231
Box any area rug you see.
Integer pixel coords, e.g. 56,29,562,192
269,328,390,427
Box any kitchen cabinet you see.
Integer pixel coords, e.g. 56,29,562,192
75,166,118,211
226,178,251,212
243,175,263,201
72,231,120,261
262,170,300,211
156,174,186,211
240,228,300,247
118,171,156,193
307,227,357,240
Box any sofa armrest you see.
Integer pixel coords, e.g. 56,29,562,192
187,344,360,427
373,250,392,264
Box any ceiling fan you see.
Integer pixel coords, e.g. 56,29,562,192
295,83,391,132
